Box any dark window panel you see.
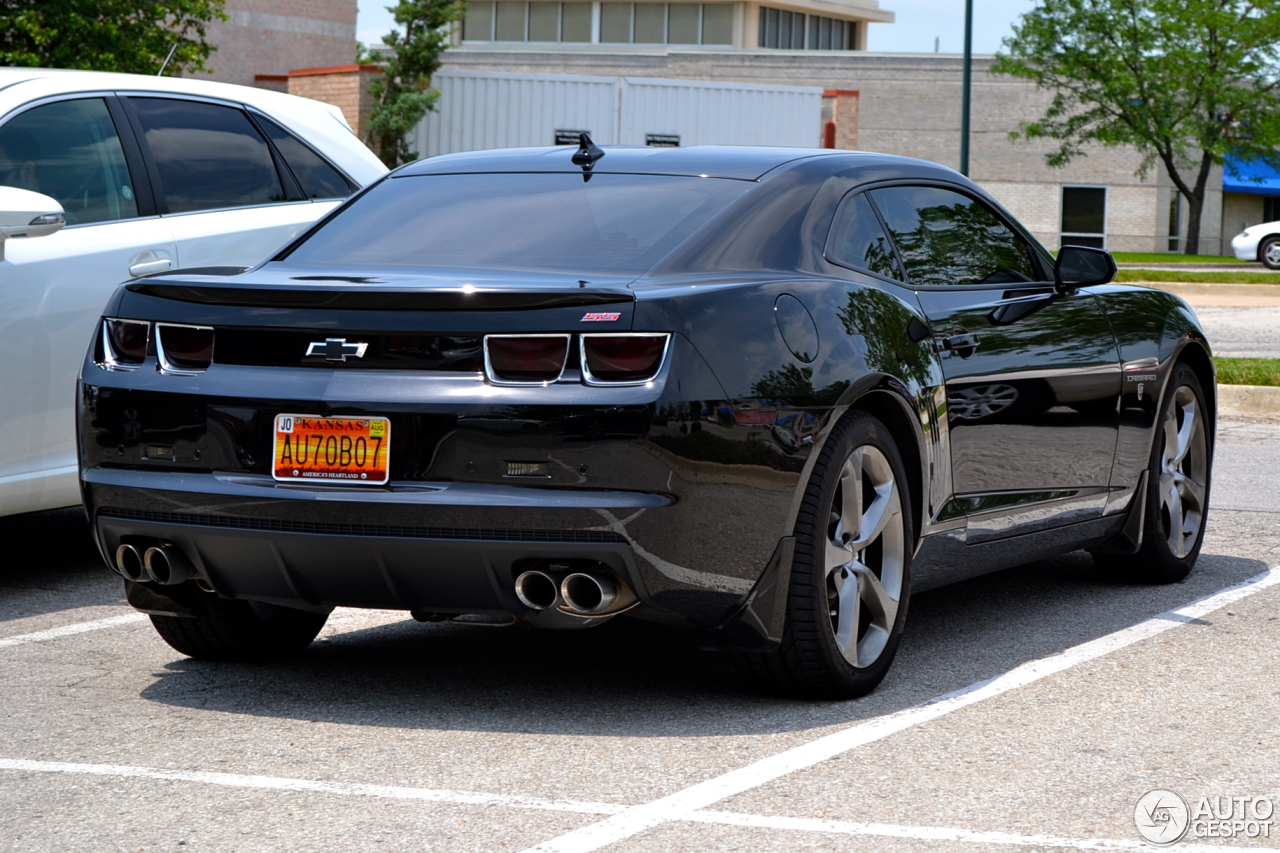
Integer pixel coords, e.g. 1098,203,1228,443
253,115,354,200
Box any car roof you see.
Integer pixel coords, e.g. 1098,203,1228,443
399,145,861,181
0,68,388,185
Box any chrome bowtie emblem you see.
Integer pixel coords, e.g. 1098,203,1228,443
306,338,369,362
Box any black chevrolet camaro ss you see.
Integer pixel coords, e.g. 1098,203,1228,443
78,142,1215,698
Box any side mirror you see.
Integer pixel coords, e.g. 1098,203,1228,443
0,186,65,262
1054,245,1116,291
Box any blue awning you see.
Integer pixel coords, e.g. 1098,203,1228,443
1224,155,1280,195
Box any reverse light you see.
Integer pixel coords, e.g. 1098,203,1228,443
156,323,214,373
102,318,149,369
581,333,670,385
483,334,570,385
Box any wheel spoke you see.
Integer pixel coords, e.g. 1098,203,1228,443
848,479,896,551
1171,399,1197,466
838,450,864,541
1163,478,1186,558
832,568,861,658
850,562,897,628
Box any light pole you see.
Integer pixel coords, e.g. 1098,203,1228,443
959,0,973,176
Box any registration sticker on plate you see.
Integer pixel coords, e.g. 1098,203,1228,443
273,414,390,484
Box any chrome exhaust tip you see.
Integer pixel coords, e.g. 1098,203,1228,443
514,570,560,610
143,544,194,586
114,544,145,581
560,572,618,615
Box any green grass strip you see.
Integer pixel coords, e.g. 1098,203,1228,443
1115,269,1280,285
1111,252,1248,264
1216,357,1280,387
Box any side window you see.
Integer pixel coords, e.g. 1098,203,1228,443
252,115,356,199
869,185,1039,286
0,98,138,225
825,192,904,281
129,98,285,213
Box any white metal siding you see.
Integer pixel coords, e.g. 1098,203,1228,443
415,71,822,157
618,78,821,148
413,70,619,157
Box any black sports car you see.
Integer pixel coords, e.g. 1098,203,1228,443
78,141,1215,698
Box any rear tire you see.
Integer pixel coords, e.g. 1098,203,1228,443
737,411,913,699
151,594,328,662
1094,363,1211,583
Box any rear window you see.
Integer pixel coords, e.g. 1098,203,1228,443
283,173,752,275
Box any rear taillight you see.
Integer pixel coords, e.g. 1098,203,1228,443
156,323,214,373
102,319,149,369
484,334,570,385
581,334,670,385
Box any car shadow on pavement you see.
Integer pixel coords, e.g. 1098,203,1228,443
0,507,123,623
136,547,1268,738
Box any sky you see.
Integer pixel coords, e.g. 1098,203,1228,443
356,0,1037,56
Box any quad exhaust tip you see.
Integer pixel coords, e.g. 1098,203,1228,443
142,544,195,586
514,570,560,610
114,544,145,581
560,572,619,614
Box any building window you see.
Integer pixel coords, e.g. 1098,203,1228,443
758,7,856,50
465,2,732,44
1264,197,1280,223
1167,194,1180,252
1061,186,1106,249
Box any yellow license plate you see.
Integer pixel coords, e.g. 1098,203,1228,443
273,414,390,484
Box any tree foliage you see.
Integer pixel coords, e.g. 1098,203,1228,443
993,0,1280,253
366,0,465,168
0,0,226,75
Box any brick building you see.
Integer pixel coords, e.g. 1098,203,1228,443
200,0,358,89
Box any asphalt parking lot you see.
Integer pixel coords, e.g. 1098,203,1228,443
2,418,1278,852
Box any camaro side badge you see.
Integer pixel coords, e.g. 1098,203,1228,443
581,312,621,322
306,338,369,362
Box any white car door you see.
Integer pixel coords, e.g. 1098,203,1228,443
121,96,346,270
0,95,176,515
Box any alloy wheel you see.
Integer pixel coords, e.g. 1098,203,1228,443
1265,241,1280,267
1158,385,1209,559
948,384,1019,420
825,445,905,668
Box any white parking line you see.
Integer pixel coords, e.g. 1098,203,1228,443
0,759,1243,852
689,810,1237,852
520,569,1280,853
0,759,626,815
0,613,147,649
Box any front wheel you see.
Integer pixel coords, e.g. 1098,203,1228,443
1094,363,1211,583
737,411,913,699
1262,237,1280,270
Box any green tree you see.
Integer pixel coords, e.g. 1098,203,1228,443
366,0,465,167
993,0,1280,254
0,0,226,75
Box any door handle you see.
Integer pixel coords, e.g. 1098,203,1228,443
942,332,980,354
129,258,172,276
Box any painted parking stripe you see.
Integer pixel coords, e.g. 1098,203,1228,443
519,569,1280,853
688,810,1236,852
0,759,1244,852
0,613,147,649
0,759,626,815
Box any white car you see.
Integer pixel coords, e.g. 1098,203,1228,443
0,69,387,517
1230,221,1280,268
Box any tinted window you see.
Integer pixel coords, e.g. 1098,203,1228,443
130,98,284,213
284,173,752,275
253,114,355,199
826,192,903,281
870,185,1038,286
1061,186,1106,249
0,98,138,225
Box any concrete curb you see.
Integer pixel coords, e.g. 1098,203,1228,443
1218,384,1280,417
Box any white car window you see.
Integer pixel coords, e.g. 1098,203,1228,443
0,98,139,225
129,97,285,213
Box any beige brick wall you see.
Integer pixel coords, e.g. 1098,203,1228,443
200,0,357,87
287,66,380,138
1222,192,1264,249
821,90,858,150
